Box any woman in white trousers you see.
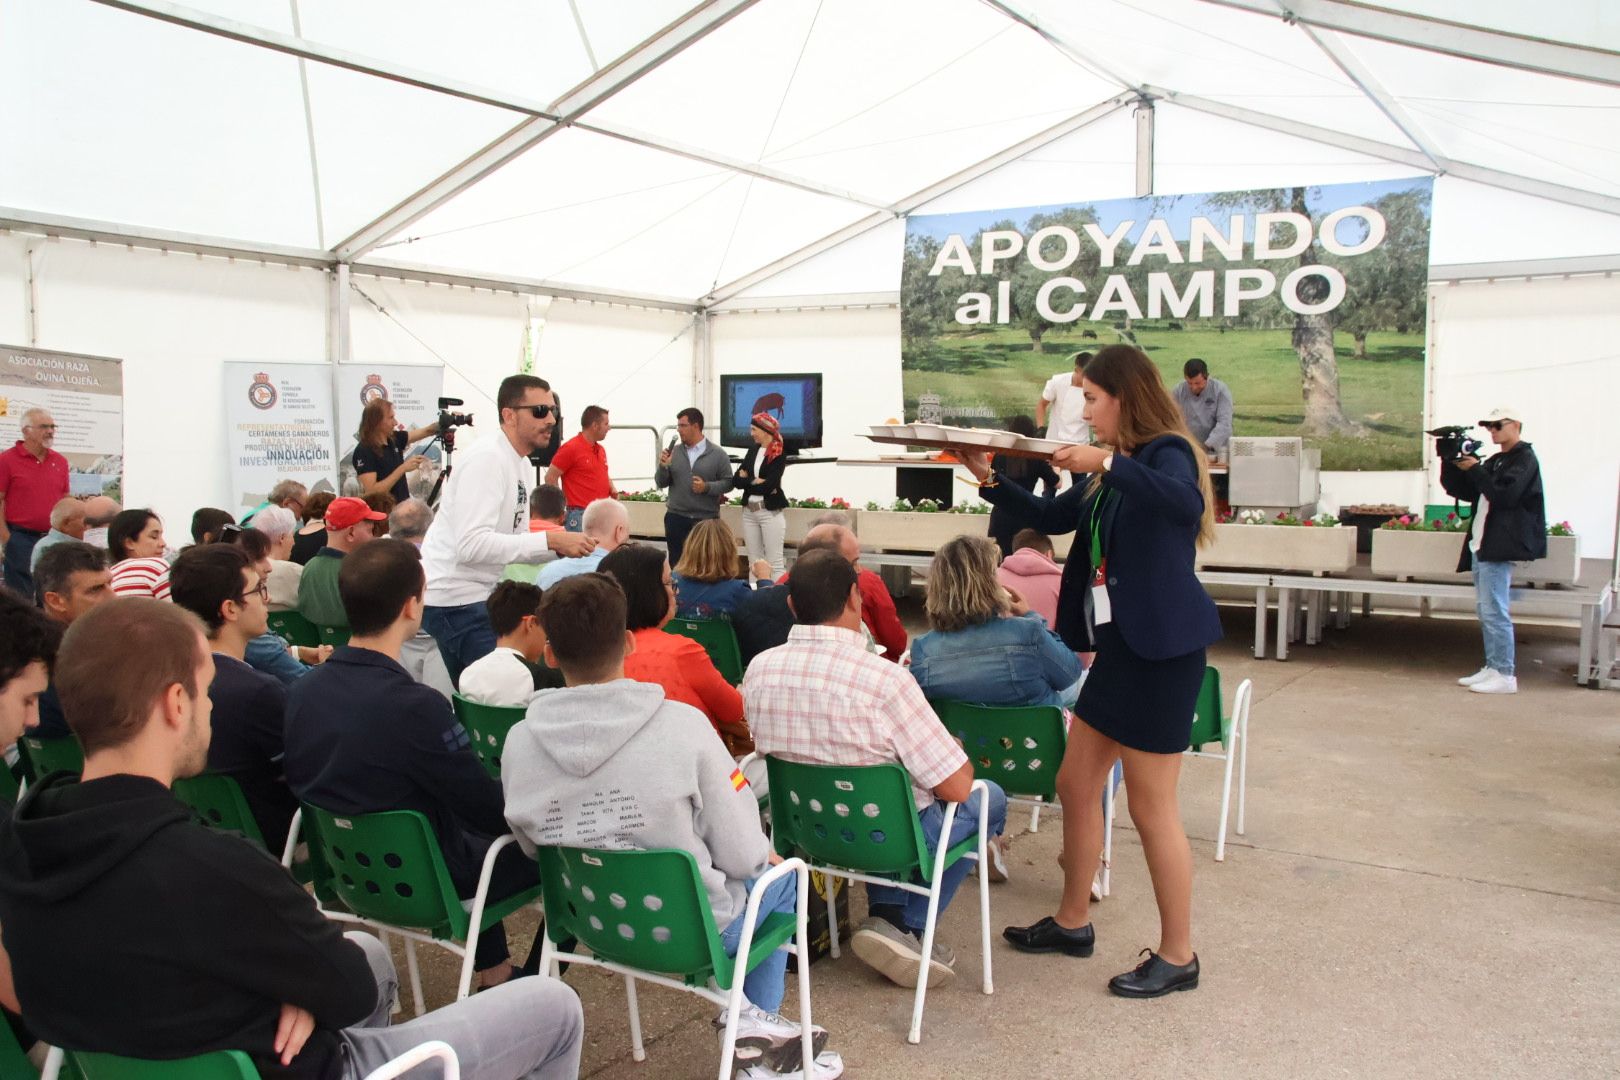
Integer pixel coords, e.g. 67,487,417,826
735,412,789,581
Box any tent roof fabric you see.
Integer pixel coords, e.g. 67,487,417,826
5,0,1619,305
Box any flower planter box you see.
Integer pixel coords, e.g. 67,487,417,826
624,501,666,538
1369,530,1467,582
856,511,988,552
1196,523,1356,575
1519,534,1579,587
719,503,742,536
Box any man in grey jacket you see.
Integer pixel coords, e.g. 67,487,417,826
502,573,840,1078
655,407,734,567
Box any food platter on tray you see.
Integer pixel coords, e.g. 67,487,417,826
863,424,1082,460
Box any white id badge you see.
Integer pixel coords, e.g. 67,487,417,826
1091,566,1113,626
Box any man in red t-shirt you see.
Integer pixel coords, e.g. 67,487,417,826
543,406,611,532
0,407,71,596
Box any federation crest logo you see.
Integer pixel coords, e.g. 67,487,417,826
248,373,277,411
360,374,389,407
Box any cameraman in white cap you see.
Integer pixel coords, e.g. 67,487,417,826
1440,407,1545,695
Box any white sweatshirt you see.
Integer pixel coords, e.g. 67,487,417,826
421,432,554,607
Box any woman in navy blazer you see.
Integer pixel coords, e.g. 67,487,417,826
960,344,1221,999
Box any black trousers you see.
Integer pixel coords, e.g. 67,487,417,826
664,512,701,568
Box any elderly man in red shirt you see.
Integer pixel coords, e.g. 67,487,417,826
543,405,611,532
0,407,71,596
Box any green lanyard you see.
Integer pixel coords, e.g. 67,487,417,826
1089,487,1115,566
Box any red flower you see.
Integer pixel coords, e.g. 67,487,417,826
1304,519,1315,526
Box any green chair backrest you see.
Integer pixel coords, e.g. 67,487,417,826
932,701,1066,803
71,1048,259,1079
663,618,744,685
0,760,20,810
266,610,319,648
18,733,84,782
316,625,350,647
0,1008,37,1077
300,805,467,940
535,845,733,987
764,757,936,881
173,773,265,846
1188,666,1229,751
451,695,527,779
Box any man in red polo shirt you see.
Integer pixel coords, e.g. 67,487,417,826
543,405,611,532
0,407,71,596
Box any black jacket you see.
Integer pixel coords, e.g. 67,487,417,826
1439,442,1545,570
735,447,789,512
284,646,509,892
989,454,1060,556
0,774,376,1079
733,583,794,665
981,434,1223,661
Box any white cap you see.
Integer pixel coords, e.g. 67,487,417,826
1478,406,1522,425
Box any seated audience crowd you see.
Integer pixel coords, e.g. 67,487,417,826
0,470,1095,1078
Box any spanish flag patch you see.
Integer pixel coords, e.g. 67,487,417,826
730,768,748,792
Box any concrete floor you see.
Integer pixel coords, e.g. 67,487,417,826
396,604,1620,1079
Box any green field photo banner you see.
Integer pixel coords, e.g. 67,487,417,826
901,177,1434,470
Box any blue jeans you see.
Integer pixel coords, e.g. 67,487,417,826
564,507,584,532
1473,559,1515,676
423,602,498,687
720,873,798,1013
3,526,42,598
868,781,1007,933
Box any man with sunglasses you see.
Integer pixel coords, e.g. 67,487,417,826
1441,407,1545,696
169,543,299,851
420,375,597,685
0,407,71,597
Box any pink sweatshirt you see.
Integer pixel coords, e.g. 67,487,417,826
997,547,1063,631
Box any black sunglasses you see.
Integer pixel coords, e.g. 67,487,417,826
1480,421,1506,431
512,404,554,420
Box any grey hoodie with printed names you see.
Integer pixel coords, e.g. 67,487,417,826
500,679,770,924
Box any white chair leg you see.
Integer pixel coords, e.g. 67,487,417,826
538,930,557,979
1215,743,1235,862
403,936,425,1017
40,1046,64,1080
624,975,646,1064
1028,801,1041,833
1237,708,1250,837
793,867,815,1080
1102,769,1116,898
909,801,959,1045
977,790,993,996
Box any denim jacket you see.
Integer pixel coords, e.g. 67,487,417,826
909,612,1083,709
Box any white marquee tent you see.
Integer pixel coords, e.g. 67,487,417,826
2,0,1617,555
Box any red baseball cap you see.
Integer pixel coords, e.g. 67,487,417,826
325,496,386,530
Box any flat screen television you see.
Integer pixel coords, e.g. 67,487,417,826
719,373,823,452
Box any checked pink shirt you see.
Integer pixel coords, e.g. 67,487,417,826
742,624,967,810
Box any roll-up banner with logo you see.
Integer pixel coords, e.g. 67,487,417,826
0,344,125,499
224,362,337,513
335,364,446,496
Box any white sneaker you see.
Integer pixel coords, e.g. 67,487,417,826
1468,671,1518,695
1458,666,1494,687
720,1003,828,1070
739,1049,845,1079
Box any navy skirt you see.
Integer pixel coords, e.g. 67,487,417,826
1076,621,1206,754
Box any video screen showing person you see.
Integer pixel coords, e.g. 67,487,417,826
720,374,822,450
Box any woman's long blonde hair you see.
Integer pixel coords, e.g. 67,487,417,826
674,518,743,583
926,534,1009,632
1082,344,1217,546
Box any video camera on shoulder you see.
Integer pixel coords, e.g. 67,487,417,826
1427,424,1482,463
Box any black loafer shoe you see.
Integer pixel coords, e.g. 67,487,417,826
1002,916,1095,956
1108,949,1199,997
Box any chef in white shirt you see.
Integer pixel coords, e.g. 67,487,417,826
1037,350,1093,451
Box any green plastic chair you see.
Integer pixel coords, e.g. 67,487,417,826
0,761,21,809
763,756,992,1045
1185,667,1254,862
17,733,84,783
68,1049,258,1079
265,610,319,648
450,695,526,779
1,1016,41,1079
316,624,350,647
535,845,815,1080
664,617,744,685
299,804,542,1012
931,700,1121,896
172,773,265,847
